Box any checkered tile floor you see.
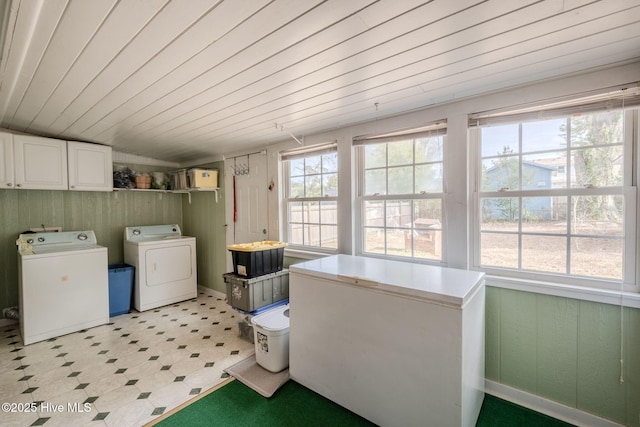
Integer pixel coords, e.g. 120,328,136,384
0,292,255,426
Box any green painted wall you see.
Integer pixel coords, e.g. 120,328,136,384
0,187,183,311
181,161,226,294
485,287,638,426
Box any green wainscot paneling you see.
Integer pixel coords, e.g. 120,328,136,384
536,295,578,407
577,300,626,423
181,161,225,294
284,256,308,268
0,187,183,311
486,286,639,427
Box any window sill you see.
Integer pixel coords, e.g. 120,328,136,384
284,248,334,260
486,275,640,309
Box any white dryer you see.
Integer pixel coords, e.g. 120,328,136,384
17,230,109,345
123,224,197,311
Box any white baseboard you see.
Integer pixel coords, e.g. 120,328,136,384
485,380,625,427
197,285,227,301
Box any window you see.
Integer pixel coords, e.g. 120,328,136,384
281,143,338,250
354,122,446,261
471,89,638,288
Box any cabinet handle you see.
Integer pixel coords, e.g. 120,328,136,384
70,185,75,189
16,184,22,187
6,183,12,187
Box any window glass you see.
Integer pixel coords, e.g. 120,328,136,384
358,131,445,261
415,137,443,163
388,139,413,166
481,155,520,192
364,144,386,168
481,233,519,269
416,164,443,193
570,147,623,187
388,166,413,194
481,124,519,157
477,109,630,283
364,169,386,195
521,119,566,152
282,146,338,250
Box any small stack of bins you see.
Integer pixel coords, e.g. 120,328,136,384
227,241,287,278
225,241,288,343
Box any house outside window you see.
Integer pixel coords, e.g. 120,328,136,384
471,89,638,290
281,142,338,251
354,122,446,262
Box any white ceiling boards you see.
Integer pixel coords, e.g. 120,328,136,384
0,0,638,163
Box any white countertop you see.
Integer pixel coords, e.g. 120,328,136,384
289,254,485,307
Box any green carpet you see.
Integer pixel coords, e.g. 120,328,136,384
155,379,374,426
476,395,575,427
156,379,576,427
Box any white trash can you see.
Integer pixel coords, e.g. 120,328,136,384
251,304,290,372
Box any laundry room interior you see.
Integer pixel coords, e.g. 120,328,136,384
0,1,639,427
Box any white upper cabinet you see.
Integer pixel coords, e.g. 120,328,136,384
14,135,68,190
0,132,15,189
67,141,113,191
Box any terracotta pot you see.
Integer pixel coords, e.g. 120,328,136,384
135,175,152,189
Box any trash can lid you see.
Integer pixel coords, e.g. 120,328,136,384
251,305,289,331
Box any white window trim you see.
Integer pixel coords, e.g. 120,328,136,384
280,142,340,254
485,275,640,309
469,107,638,292
353,124,447,264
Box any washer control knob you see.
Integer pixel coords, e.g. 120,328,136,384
37,237,45,242
77,233,88,241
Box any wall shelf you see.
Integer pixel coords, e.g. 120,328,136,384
113,188,218,203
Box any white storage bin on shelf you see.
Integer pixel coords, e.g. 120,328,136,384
251,304,290,373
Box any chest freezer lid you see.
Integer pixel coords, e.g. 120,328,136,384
289,255,484,307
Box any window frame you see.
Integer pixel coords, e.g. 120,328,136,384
354,123,447,264
470,107,637,292
280,142,340,253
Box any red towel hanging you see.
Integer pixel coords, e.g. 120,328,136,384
233,174,237,223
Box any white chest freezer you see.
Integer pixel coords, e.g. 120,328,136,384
289,255,485,427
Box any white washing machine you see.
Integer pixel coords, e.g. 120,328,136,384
123,224,197,311
17,230,109,345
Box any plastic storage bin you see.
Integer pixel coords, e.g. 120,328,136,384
223,269,289,312
188,168,218,189
251,304,290,372
227,241,287,278
108,264,135,317
171,169,189,190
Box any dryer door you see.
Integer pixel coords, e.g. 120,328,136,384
145,244,193,286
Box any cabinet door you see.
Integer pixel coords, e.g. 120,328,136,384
0,132,14,189
14,135,68,190
67,141,113,191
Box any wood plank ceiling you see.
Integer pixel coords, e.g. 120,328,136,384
0,0,638,163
